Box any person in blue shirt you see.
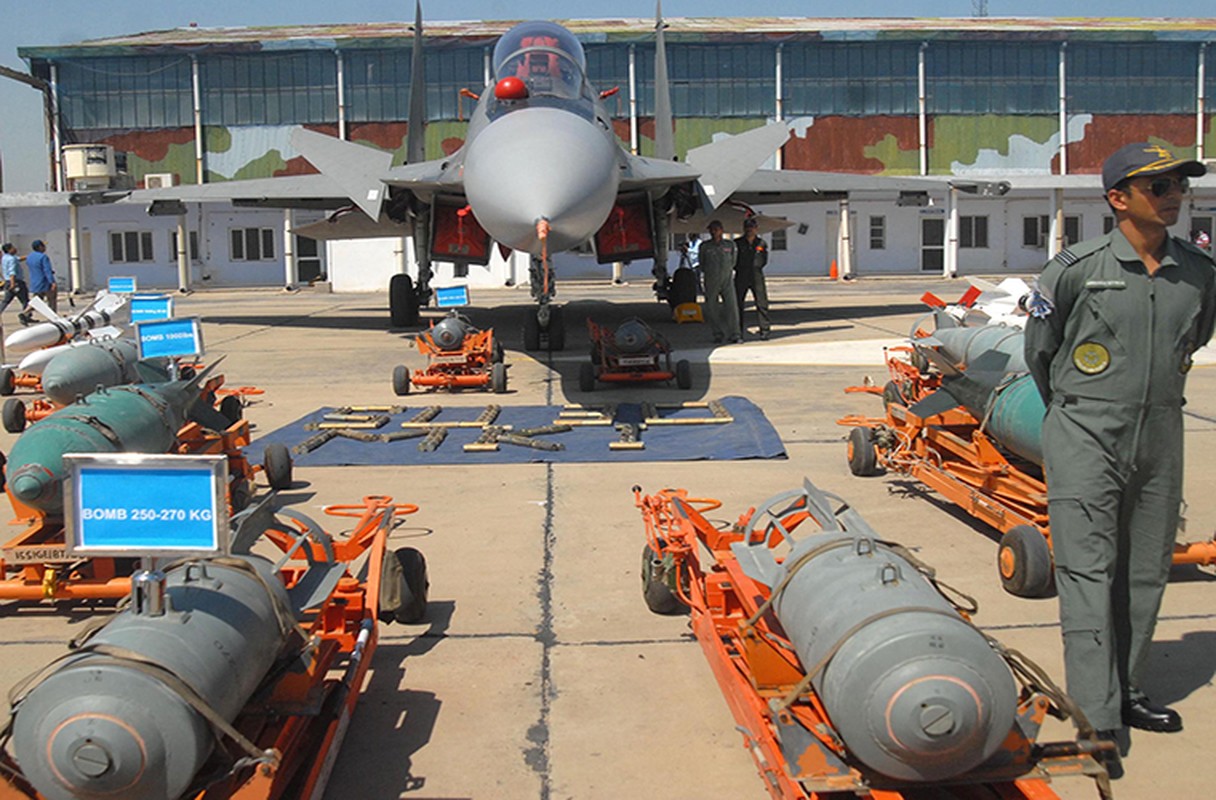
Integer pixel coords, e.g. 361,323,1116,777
26,239,57,312
0,243,33,326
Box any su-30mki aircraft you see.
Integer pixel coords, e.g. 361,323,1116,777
138,1,1003,349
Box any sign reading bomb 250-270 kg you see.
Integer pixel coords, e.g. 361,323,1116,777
63,454,230,558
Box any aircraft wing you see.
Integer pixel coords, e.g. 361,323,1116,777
129,173,353,211
381,153,467,199
618,155,700,192
727,168,1013,205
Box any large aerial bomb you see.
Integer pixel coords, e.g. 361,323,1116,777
39,338,169,406
612,318,657,355
4,292,127,352
429,313,474,351
5,365,220,514
732,484,1018,782
10,552,292,800
911,316,1044,464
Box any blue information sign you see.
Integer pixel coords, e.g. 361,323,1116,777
130,294,174,323
64,454,229,557
435,285,470,308
108,276,137,293
136,317,203,359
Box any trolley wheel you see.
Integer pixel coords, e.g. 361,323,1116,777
229,478,253,512
0,368,14,396
546,305,566,351
389,274,419,328
523,312,541,351
491,361,508,394
2,398,27,433
675,359,692,390
392,364,412,396
219,394,243,424
262,443,294,491
578,362,596,393
998,525,1057,599
380,546,429,624
882,380,908,409
846,426,881,476
491,339,505,364
642,542,686,615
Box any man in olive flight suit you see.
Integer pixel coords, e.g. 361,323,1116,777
1025,143,1215,775
734,216,771,340
700,219,741,344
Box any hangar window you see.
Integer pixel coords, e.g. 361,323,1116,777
425,48,490,121
666,45,774,117
57,57,193,130
784,43,919,116
109,231,154,264
926,42,1056,115
959,216,988,249
771,228,787,252
202,52,337,125
345,49,413,123
231,228,276,262
1103,216,1116,234
169,230,201,263
869,216,886,250
1069,43,1198,114
585,45,632,118
1022,215,1080,249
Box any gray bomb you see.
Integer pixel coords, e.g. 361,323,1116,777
733,481,1018,782
40,338,169,406
612,318,657,354
428,314,474,351
5,368,220,515
10,555,291,800
912,316,1045,464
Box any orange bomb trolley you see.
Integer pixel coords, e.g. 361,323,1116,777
0,494,428,800
579,317,691,392
634,479,1114,800
393,311,506,395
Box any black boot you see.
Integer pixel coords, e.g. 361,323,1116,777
1122,696,1182,732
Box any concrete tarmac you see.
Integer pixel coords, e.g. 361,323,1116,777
1,277,1213,800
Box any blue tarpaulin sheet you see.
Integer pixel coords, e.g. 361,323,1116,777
248,396,785,466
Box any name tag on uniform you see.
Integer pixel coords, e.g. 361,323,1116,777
1084,279,1126,289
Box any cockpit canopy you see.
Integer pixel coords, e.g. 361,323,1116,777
491,21,587,100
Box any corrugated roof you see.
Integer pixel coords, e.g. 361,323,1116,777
19,16,1216,60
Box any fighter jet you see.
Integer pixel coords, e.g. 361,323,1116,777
137,2,1004,349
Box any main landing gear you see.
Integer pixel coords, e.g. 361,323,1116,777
389,274,421,328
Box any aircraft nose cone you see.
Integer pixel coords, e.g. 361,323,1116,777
464,107,621,255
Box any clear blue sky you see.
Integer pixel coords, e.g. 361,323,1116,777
2,1,1212,192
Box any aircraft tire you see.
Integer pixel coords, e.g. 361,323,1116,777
390,274,419,328
546,305,565,351
675,359,692,390
578,362,596,393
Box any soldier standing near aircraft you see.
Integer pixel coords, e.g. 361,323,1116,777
734,217,771,340
700,220,741,344
1025,143,1215,777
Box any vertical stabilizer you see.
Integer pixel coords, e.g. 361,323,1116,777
406,1,427,165
653,1,675,162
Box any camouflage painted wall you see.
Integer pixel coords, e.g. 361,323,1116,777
82,112,1212,186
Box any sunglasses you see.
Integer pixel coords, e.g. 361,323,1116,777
1140,176,1190,197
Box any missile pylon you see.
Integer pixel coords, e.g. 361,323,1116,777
911,316,1044,464
4,363,220,514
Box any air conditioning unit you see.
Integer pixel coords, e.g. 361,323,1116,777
62,144,117,190
144,172,178,189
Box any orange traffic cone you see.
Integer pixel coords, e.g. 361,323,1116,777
829,259,839,280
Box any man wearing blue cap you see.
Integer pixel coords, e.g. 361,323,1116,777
1025,142,1215,777
26,240,57,312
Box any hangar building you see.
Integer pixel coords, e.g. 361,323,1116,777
3,15,1215,292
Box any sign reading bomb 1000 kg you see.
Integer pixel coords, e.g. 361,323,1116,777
63,454,230,558
136,316,203,360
